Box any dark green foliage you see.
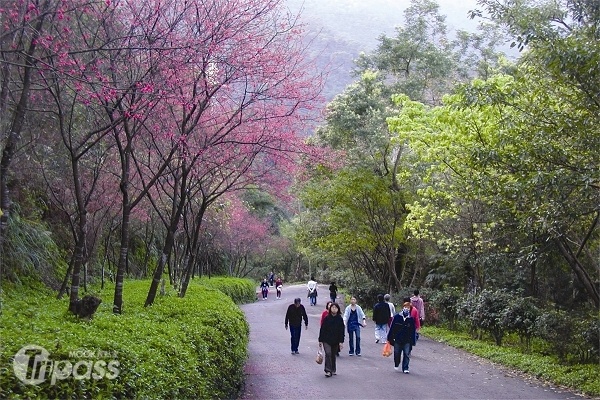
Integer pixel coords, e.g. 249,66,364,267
344,279,386,307
469,289,512,345
1,207,66,288
424,325,600,397
0,279,249,399
197,276,257,304
535,309,599,364
535,309,576,363
430,287,463,329
580,317,600,363
502,298,541,349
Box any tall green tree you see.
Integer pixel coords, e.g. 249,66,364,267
390,67,599,307
300,167,408,290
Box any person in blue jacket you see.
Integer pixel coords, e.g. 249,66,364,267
387,302,416,373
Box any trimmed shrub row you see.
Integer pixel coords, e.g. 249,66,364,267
0,278,251,399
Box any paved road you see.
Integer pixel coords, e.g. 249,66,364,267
240,284,583,400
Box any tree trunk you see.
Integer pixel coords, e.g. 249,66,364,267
68,235,87,314
145,173,188,307
0,9,47,246
179,205,207,298
113,124,134,314
145,230,176,307
554,236,599,308
57,256,74,299
113,201,130,314
68,157,89,314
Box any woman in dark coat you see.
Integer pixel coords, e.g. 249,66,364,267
318,302,345,377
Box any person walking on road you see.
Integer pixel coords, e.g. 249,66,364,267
275,277,283,299
260,278,269,300
285,298,309,354
373,294,391,343
321,301,333,326
384,294,396,328
269,271,275,287
319,303,345,377
403,296,421,333
411,289,425,326
328,281,338,303
387,302,416,373
343,297,366,356
307,276,318,306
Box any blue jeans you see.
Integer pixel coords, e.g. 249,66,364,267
375,323,388,341
347,327,361,354
289,325,302,352
394,342,412,371
309,294,317,306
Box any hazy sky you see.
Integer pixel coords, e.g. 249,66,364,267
286,0,481,50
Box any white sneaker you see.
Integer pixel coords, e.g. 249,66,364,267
394,366,400,371
403,370,409,374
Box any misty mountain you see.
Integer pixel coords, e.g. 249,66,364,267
284,0,483,101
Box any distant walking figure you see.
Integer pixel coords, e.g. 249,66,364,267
384,294,396,328
307,276,318,306
328,281,338,303
410,289,425,326
275,277,283,299
260,278,269,300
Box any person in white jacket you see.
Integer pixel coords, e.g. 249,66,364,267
343,297,366,356
307,276,318,306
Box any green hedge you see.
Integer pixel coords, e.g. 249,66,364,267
0,279,249,399
196,276,257,304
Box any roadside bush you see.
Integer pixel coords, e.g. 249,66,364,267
423,325,600,397
197,276,256,304
429,287,463,329
457,291,481,336
581,316,600,363
344,279,386,307
502,297,540,349
535,309,576,363
469,289,512,346
0,279,249,399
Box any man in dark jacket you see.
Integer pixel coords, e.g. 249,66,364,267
373,294,391,343
387,302,416,373
285,298,309,354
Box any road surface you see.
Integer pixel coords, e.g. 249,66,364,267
240,284,583,400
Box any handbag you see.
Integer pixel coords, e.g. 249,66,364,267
382,341,392,357
315,350,323,364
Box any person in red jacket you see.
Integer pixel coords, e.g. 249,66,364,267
321,301,333,326
402,297,421,332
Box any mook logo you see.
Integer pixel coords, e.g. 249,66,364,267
13,345,120,385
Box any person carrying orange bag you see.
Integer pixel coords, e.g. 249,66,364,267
382,341,392,357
